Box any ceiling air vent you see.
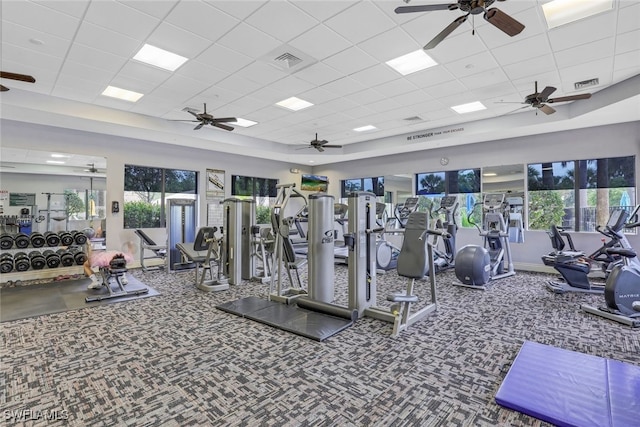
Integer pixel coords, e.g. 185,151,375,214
260,45,317,74
574,78,599,90
404,116,423,122
273,52,303,69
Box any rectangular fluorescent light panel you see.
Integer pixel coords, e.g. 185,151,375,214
276,96,313,111
101,85,144,102
451,101,486,114
232,118,258,128
386,50,438,76
353,125,377,132
542,0,613,29
46,160,65,164
133,44,188,71
50,154,70,158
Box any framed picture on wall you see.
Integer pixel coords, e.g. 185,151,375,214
207,169,225,199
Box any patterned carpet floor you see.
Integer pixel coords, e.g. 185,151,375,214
1,264,639,426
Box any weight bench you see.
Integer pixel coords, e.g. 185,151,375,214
176,227,229,292
134,229,167,271
86,255,149,303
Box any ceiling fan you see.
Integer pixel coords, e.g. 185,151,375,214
395,0,525,49
298,134,343,153
503,81,593,115
0,71,36,92
84,163,100,173
174,103,236,131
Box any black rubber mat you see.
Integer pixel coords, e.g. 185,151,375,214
1,275,159,322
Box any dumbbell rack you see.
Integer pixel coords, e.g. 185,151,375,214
0,230,88,284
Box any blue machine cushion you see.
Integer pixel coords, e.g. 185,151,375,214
495,341,640,427
396,211,429,279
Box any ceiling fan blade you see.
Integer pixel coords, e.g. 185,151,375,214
539,86,557,100
322,145,343,148
483,8,525,37
316,146,325,153
212,117,237,123
194,123,204,130
0,84,8,92
394,3,454,14
0,71,36,83
212,123,234,132
539,104,556,115
547,93,592,103
424,15,467,50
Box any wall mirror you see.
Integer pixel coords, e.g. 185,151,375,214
482,164,525,196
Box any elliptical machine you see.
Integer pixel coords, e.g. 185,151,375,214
581,205,640,327
375,197,418,271
454,193,515,289
430,195,458,273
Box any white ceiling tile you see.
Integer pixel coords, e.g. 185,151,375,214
1,21,70,59
198,85,243,105
491,34,551,67
400,8,463,50
324,1,396,45
49,86,95,104
74,21,140,58
342,105,377,120
245,1,319,43
175,60,228,86
158,74,208,101
294,63,344,86
288,24,352,61
195,44,253,74
373,78,419,98
248,105,292,122
501,54,557,81
119,0,178,19
617,2,640,34
165,1,240,42
216,22,281,59
216,74,263,97
323,46,379,75
558,57,614,91
119,60,171,86
554,37,614,69
547,10,617,52
84,0,159,40
444,52,501,79
146,22,212,59
321,76,369,97
250,86,292,104
462,68,511,91
109,74,158,95
59,60,114,87
615,29,640,55
322,97,361,113
268,75,316,96
33,0,90,18
405,66,456,89
290,0,359,22
224,95,267,116
53,74,105,98
66,43,128,73
424,79,468,99
478,6,546,50
348,88,387,105
389,89,433,108
0,57,55,93
0,43,63,76
358,27,421,62
512,72,562,96
2,1,80,39
614,50,640,72
234,62,289,85
205,0,268,20
298,87,340,105
350,64,398,88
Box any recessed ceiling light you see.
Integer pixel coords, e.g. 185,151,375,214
50,154,70,158
133,44,188,72
451,101,486,114
276,96,314,111
353,125,377,132
483,172,497,177
101,85,144,102
231,118,258,128
542,0,613,29
46,160,65,165
386,50,438,76
308,160,315,164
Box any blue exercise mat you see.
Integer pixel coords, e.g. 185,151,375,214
495,341,640,427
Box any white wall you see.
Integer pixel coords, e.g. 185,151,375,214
314,121,640,270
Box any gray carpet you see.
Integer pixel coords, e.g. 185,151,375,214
0,274,159,323
1,264,638,426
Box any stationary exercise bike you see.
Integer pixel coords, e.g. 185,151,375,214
581,206,640,327
454,193,515,289
542,208,630,294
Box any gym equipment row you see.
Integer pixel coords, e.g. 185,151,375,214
0,230,88,250
0,248,87,273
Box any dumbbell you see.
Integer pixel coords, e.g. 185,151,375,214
30,232,46,248
69,247,87,265
0,253,14,273
44,231,61,247
13,252,30,272
0,233,14,250
56,249,75,267
58,231,74,247
43,250,61,268
29,251,46,270
72,230,88,245
14,233,30,249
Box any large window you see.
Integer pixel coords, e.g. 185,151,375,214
528,156,635,231
124,165,197,229
231,175,278,224
416,169,481,227
340,176,384,198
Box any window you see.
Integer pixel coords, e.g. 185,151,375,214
231,175,278,224
528,156,635,232
124,165,197,229
341,176,384,198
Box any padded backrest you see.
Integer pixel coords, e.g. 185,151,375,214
547,225,565,251
397,212,429,279
135,229,157,246
193,227,217,251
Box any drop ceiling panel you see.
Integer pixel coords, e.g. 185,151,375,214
417,27,488,64
74,21,140,58
206,0,269,21
234,61,289,86
298,87,340,105
216,22,281,59
374,78,420,98
195,44,253,74
405,66,456,89
615,29,640,55
357,26,421,62
119,60,172,87
290,0,358,22
66,43,129,73
554,37,615,69
59,60,114,87
175,60,228,87
462,68,511,91
33,0,89,18
1,21,71,58
558,57,614,92
614,50,640,72
245,1,319,43
322,46,379,75
502,54,557,80
547,11,617,52
84,0,160,40
350,64,399,88
321,76,368,97
164,1,239,41
288,24,352,61
324,1,396,45
146,22,213,58
1,1,80,39
120,0,178,19
617,2,640,33
444,51,501,79
491,34,551,67
294,63,344,87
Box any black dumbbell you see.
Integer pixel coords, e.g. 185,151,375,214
29,251,46,270
69,247,87,265
58,231,74,246
0,253,13,273
30,232,46,248
56,249,75,267
72,230,88,245
0,233,14,250
43,250,61,268
14,233,30,249
44,231,61,247
13,252,30,272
